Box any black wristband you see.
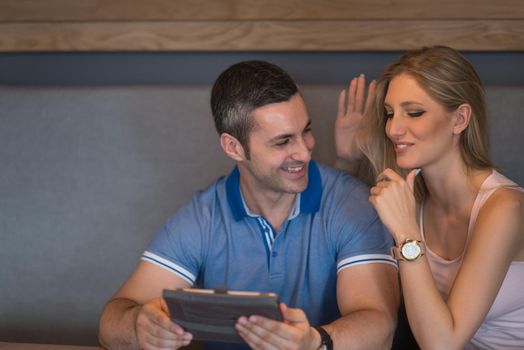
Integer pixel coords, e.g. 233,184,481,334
313,325,333,350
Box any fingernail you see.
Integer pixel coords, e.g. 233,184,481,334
414,168,421,176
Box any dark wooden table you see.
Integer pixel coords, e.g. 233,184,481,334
0,343,103,350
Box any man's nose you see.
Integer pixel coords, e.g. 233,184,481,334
292,135,313,162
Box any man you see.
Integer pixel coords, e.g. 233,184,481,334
99,61,399,350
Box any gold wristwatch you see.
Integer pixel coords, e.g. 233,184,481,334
391,239,426,261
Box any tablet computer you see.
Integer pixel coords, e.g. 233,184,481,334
162,288,282,343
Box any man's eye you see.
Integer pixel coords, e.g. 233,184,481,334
304,127,312,134
408,111,425,117
275,139,290,146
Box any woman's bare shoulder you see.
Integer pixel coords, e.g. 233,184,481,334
475,186,524,258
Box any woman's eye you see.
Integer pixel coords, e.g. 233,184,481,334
408,111,425,117
385,111,393,119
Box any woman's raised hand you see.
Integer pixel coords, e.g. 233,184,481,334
335,74,375,163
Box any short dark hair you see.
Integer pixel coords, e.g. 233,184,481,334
211,60,299,156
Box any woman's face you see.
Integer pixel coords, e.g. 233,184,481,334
384,73,459,170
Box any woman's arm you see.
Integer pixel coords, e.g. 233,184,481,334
370,171,524,349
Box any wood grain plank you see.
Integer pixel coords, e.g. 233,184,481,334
1,20,523,52
0,343,102,350
1,0,523,21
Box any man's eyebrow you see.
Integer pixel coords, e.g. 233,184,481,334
304,120,312,130
270,120,312,142
270,133,293,142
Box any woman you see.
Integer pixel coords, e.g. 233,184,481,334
336,46,524,349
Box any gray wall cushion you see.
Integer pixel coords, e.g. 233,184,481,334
0,85,522,345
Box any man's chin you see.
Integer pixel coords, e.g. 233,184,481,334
285,180,308,194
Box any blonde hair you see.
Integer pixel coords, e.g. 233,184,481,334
359,46,492,200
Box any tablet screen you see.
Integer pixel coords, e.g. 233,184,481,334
163,288,282,343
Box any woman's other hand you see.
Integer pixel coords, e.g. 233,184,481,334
369,168,420,243
335,74,375,163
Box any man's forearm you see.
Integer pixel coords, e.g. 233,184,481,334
99,298,142,350
323,309,396,350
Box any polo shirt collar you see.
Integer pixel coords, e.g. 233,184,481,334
226,160,322,221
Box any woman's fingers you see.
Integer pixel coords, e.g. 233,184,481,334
376,168,404,183
337,89,347,119
365,80,376,112
347,77,358,114
354,74,366,113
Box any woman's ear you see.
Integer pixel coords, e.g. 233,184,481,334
220,133,247,161
453,104,472,134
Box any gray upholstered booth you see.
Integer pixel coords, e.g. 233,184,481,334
1,82,523,346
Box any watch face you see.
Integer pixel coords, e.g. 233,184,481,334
401,241,421,260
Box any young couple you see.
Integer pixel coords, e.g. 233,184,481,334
99,46,524,350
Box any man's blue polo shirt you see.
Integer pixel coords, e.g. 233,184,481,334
142,161,395,327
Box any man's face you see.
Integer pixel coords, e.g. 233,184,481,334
239,93,315,196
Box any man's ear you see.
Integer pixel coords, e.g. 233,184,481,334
453,103,472,134
220,133,247,161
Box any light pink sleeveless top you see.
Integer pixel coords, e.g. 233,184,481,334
420,170,524,349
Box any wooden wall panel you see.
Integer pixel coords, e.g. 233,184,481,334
1,20,523,52
2,0,524,20
0,0,523,51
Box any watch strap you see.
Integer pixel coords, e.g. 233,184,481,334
391,245,402,260
313,325,333,350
